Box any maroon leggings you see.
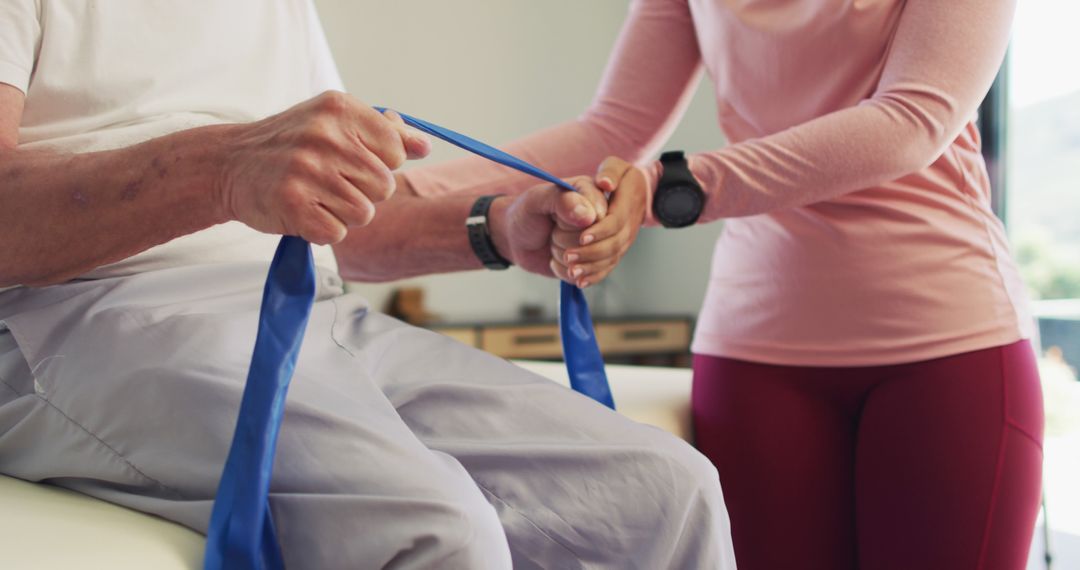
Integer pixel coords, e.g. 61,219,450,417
692,340,1044,570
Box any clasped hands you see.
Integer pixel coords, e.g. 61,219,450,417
491,159,646,289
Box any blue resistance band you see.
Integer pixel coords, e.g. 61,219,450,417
381,108,614,409
204,236,314,570
204,110,613,570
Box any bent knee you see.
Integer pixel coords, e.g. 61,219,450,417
273,482,510,569
671,438,723,498
622,432,728,522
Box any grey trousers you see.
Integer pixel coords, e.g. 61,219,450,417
0,262,735,569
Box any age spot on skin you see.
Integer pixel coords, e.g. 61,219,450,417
151,156,169,179
121,180,140,201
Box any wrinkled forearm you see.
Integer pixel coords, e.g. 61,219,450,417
331,192,492,282
0,125,232,287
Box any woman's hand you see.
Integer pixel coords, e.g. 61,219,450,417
549,156,647,288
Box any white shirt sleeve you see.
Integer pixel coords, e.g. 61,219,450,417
0,0,41,93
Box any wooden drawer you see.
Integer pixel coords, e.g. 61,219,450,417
480,325,562,359
433,326,479,348
595,321,690,355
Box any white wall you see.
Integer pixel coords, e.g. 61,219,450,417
314,0,725,322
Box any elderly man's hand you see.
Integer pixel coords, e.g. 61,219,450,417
487,177,610,283
216,90,430,245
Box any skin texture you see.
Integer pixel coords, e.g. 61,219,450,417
0,85,610,287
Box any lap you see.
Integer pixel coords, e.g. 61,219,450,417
0,264,733,568
0,267,514,566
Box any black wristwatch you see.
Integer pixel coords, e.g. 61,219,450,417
653,151,705,228
466,195,513,270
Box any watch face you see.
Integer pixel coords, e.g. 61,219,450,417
664,186,700,216
657,185,703,227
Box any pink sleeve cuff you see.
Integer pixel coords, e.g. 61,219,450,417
640,159,661,227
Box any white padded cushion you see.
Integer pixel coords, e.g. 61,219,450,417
0,474,205,568
0,362,691,568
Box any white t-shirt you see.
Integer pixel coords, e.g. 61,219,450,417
0,0,342,281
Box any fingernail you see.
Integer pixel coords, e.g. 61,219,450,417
566,253,579,263
582,234,595,245
599,177,613,190
572,204,590,220
579,280,590,289
570,266,583,278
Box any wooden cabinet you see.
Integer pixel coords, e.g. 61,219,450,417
479,325,562,359
595,320,690,355
429,316,693,366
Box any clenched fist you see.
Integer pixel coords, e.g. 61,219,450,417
215,91,430,244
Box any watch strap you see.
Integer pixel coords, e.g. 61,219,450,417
659,151,698,185
654,150,705,228
466,195,513,270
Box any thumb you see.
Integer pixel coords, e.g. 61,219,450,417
520,184,597,228
552,190,598,230
380,108,432,160
595,155,633,192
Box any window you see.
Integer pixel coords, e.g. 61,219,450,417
998,2,1080,567
1007,2,1080,362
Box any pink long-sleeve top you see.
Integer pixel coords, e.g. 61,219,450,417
404,0,1033,366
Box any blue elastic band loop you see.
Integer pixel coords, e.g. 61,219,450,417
204,236,315,570
205,110,613,570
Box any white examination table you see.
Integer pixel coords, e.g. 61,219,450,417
0,361,693,569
